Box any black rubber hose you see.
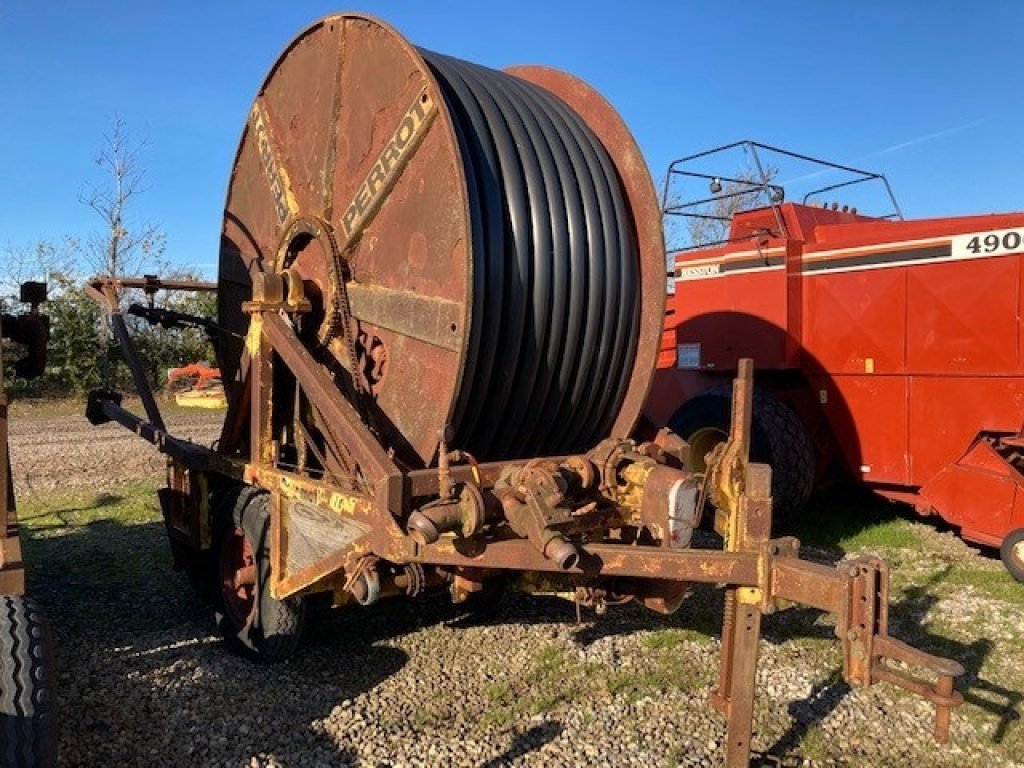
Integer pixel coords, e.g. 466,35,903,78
501,74,579,456
469,64,566,457
426,53,532,455
419,50,640,460
514,83,614,453
423,55,506,441
497,75,599,456
526,85,629,451
456,62,551,458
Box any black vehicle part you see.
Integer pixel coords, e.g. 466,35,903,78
669,387,814,524
0,595,57,768
214,488,305,662
421,51,641,460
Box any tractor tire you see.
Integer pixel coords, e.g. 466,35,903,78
1000,528,1024,582
0,596,57,768
669,387,815,525
214,489,305,663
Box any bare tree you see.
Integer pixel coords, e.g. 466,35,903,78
0,238,79,311
662,164,781,254
79,117,165,276
685,167,780,249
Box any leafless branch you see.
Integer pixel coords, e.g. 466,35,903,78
77,116,165,276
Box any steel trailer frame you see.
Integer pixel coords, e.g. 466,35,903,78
87,274,963,767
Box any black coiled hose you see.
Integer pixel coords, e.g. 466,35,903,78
421,50,641,460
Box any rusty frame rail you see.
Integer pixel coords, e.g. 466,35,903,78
87,274,964,768
0,361,24,597
0,286,51,597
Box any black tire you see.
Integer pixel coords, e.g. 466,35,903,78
0,596,57,768
1001,528,1024,582
214,489,305,663
669,387,815,525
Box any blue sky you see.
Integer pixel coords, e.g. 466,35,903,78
1,1,1020,277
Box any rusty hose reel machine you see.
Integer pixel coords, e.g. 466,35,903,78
216,16,665,468
85,14,963,767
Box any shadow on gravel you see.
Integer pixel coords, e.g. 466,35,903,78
21,487,1020,765
885,570,1022,745
479,721,563,767
22,518,408,766
759,566,1022,758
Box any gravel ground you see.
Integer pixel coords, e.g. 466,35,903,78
8,398,222,494
8,402,1024,767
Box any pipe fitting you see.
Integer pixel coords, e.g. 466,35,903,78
350,568,381,606
406,510,442,546
542,534,580,571
406,501,461,546
406,482,487,545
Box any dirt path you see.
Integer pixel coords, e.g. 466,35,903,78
7,400,224,495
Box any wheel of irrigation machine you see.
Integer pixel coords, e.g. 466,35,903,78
0,595,57,768
214,489,306,663
1001,528,1024,582
669,386,815,525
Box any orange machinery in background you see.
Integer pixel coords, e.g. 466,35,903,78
166,362,226,409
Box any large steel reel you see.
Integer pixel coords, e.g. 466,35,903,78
218,13,665,467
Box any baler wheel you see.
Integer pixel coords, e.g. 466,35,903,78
0,595,57,768
1000,528,1024,582
669,387,814,526
214,490,305,663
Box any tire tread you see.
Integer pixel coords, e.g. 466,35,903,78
0,596,57,767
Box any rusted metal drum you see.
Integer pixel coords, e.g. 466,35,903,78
219,13,664,466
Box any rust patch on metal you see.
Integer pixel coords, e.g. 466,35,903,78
338,86,437,245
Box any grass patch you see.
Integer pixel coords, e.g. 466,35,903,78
485,680,514,705
482,640,711,725
482,646,586,723
602,658,709,704
940,564,1024,609
8,394,222,421
838,518,923,550
17,477,162,532
604,669,672,704
12,478,191,636
642,627,710,650
789,483,924,552
799,724,829,762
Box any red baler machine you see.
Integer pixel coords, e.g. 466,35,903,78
647,141,1024,579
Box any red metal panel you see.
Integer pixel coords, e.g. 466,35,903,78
1019,254,1024,371
918,440,1019,544
810,212,1024,250
908,376,1024,483
812,374,909,484
803,269,906,375
672,269,788,371
906,257,1019,374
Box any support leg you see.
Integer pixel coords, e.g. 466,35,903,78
723,598,763,768
711,588,737,716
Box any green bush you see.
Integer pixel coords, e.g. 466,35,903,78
5,270,217,399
